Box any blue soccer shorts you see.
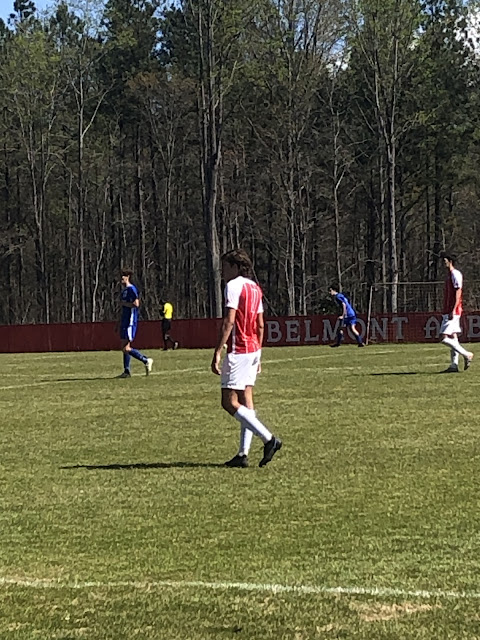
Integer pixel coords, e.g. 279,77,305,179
120,324,137,342
342,316,357,327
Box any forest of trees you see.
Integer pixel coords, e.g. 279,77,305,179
1,0,480,324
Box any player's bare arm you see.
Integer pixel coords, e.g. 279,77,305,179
211,308,236,375
257,312,264,348
256,312,264,373
452,288,462,318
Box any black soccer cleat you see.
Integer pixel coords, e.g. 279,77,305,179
259,437,282,467
225,454,249,468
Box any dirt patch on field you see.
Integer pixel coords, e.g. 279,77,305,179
350,601,440,622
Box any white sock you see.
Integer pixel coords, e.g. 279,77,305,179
442,336,471,358
239,424,253,456
454,337,472,358
450,349,459,367
234,405,272,444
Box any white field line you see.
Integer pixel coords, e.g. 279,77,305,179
0,367,207,391
0,353,79,361
0,354,347,391
0,345,441,362
0,350,453,391
263,351,397,364
0,576,479,601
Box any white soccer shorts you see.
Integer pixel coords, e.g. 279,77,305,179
221,350,261,390
440,314,461,335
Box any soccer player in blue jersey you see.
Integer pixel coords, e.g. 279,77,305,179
328,285,365,347
117,269,153,378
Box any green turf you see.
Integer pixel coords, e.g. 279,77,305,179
0,344,479,638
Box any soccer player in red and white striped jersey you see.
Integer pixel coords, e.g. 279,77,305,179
211,249,282,468
439,253,473,372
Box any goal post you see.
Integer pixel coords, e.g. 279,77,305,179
362,280,480,343
368,281,444,313
365,284,374,347
364,281,444,345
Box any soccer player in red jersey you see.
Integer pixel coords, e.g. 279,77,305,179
439,253,473,373
211,249,282,468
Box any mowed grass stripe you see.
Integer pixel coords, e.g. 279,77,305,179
1,576,480,601
0,346,449,391
1,344,479,639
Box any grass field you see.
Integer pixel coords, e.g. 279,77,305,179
1,343,480,639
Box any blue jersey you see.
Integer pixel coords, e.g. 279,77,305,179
121,284,139,328
335,293,356,318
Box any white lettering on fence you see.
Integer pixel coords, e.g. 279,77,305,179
285,320,301,343
370,317,388,340
467,315,480,339
266,321,282,343
424,316,440,339
263,314,480,345
322,319,338,342
391,316,408,340
304,319,320,343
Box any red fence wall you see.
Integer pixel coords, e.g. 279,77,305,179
2,312,480,353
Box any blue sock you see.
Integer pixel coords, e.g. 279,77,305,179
355,334,363,345
336,330,344,345
130,349,148,364
123,353,131,372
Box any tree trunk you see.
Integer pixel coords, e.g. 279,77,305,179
197,0,222,317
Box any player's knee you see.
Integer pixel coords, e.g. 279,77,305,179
221,396,237,415
221,396,231,412
123,344,132,353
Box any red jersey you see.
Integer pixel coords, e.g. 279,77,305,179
224,276,264,354
443,268,463,315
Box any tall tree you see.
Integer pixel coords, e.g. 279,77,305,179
349,0,421,311
2,25,63,322
177,0,261,317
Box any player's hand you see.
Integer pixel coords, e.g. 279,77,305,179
211,351,222,375
257,361,262,374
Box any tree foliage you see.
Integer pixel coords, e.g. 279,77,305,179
0,0,479,323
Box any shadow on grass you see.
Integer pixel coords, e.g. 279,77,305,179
60,461,225,470
370,370,458,376
54,377,119,382
369,371,420,376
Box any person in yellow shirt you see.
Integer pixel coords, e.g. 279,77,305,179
160,299,179,351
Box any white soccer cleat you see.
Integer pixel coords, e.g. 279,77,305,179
145,358,153,375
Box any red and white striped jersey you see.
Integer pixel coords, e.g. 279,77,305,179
224,276,264,354
443,268,463,316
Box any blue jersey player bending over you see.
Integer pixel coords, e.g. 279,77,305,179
328,285,365,348
117,268,153,377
